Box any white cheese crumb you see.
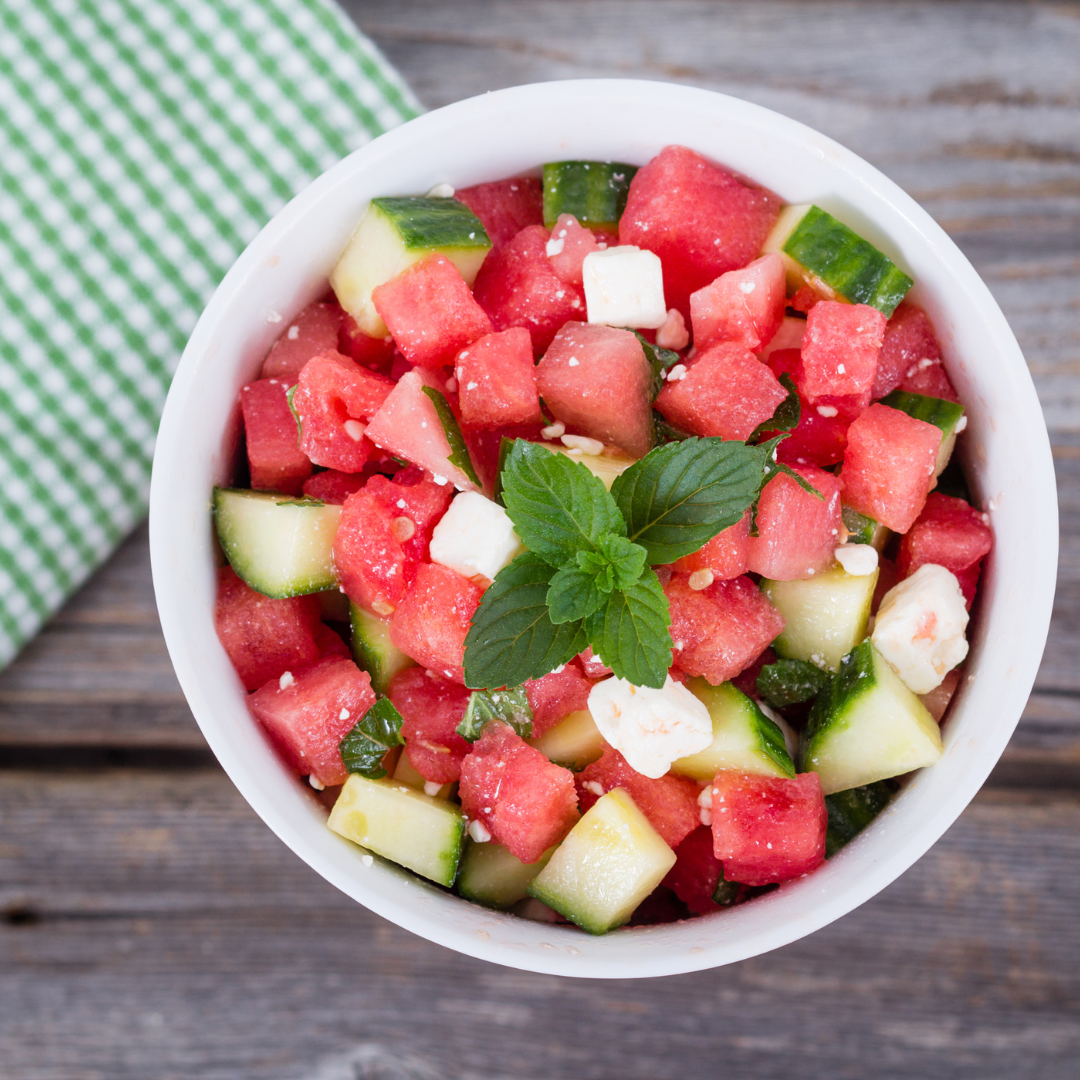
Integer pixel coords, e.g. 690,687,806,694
308,774,324,791
816,405,839,418
361,854,374,867
278,671,294,690
546,237,565,257
666,363,688,382
343,419,365,441
433,474,448,486
541,421,566,440
339,708,351,721
739,280,756,294
837,363,846,374
568,357,580,367
429,490,524,580
583,780,605,797
468,819,492,843
955,415,968,432
396,499,407,509
688,569,714,591
465,381,479,391
550,664,565,674
834,544,879,576
427,182,455,197
266,309,283,323
560,434,604,455
699,807,712,826
287,324,300,340
697,787,713,809
424,781,443,797
582,245,667,329
445,376,458,393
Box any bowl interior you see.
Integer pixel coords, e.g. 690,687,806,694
150,79,1057,978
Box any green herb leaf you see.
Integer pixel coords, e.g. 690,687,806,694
611,437,769,565
654,414,693,444
756,658,830,709
463,552,587,689
632,330,681,400
825,780,897,857
597,534,648,590
546,564,609,624
338,698,406,779
457,687,533,742
774,462,824,500
749,373,801,442
285,383,302,441
492,435,515,507
583,569,672,688
712,864,741,906
501,441,625,567
421,385,481,488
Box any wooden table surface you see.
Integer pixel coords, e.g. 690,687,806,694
3,3,1079,1077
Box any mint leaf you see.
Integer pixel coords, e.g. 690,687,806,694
611,437,769,565
339,698,405,779
492,435,515,507
457,687,533,742
598,534,648,590
421,385,481,488
285,383,303,441
632,331,680,399
501,441,624,567
463,552,587,689
547,564,608,624
774,461,824,500
583,569,672,688
654,414,693,444
757,659,830,708
749,373,800,442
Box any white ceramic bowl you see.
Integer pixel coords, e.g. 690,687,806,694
150,79,1057,978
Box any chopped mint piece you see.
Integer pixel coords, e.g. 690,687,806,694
756,658,830,709
339,698,406,779
457,686,534,742
421,385,481,487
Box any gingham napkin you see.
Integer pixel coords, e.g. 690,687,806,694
0,0,419,668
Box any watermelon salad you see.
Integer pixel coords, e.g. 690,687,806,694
212,147,992,935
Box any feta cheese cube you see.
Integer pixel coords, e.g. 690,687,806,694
583,245,667,329
871,563,969,694
587,675,712,779
429,491,523,582
834,544,879,576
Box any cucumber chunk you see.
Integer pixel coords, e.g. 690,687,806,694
672,679,795,780
327,773,466,887
213,488,341,598
880,389,965,478
542,160,638,231
534,442,637,490
350,603,416,695
841,505,890,551
528,788,676,934
392,750,453,799
529,708,605,771
825,780,896,857
458,841,554,909
762,563,879,673
756,658,830,709
800,640,943,795
762,204,913,317
330,196,492,337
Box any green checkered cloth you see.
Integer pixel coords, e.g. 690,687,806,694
0,0,419,668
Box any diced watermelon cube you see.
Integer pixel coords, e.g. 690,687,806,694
455,327,542,427
454,178,544,250
666,573,786,685
672,510,751,580
689,253,786,352
364,369,482,492
261,301,342,380
524,659,593,736
536,321,655,457
578,647,613,679
314,623,352,660
840,403,942,533
619,145,782,319
655,341,787,442
389,562,485,683
215,566,321,692
338,313,395,374
388,666,472,784
302,469,367,504
459,721,579,863
239,378,312,496
292,350,395,472
798,301,887,404
730,646,777,701
546,213,601,286
763,349,849,467
711,770,827,886
577,746,700,848
757,315,807,364
248,656,376,787
662,826,725,915
333,470,452,615
472,225,586,357
871,301,941,399
789,285,821,314
747,463,844,580
900,359,960,403
898,492,992,607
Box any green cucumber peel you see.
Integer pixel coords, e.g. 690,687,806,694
372,196,491,251
632,331,681,400
457,687,534,742
841,505,879,546
285,383,302,441
756,658,830,709
542,160,638,229
421,385,481,488
339,698,406,779
825,780,896,857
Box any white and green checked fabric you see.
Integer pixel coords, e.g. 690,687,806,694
0,0,420,668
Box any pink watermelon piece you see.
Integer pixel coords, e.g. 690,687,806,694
898,492,992,607
214,566,321,692
338,313,395,375
333,469,452,616
747,463,844,580
711,770,827,886
301,469,367,504
239,378,312,496
524,659,593,736
577,747,700,848
762,349,849,468
260,301,342,380
546,213,602,286
372,254,493,370
730,646,777,701
578,647,613,680
672,510,751,581
292,350,395,472
535,321,655,457
619,145,782,320
454,178,544,250
689,253,786,353
455,327,542,427
248,656,376,788
798,301,887,404
666,573,786,685
872,556,901,613
757,315,807,363
314,623,351,660
662,826,725,916
472,224,587,357
899,359,960,403
462,420,547,493
655,341,787,442
364,369,482,492
840,403,942,533
789,285,820,314
389,562,485,684
459,721,579,864
388,666,472,784
871,301,941,399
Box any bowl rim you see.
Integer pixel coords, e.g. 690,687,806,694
150,77,1058,978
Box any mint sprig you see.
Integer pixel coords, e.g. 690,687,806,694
457,687,533,742
338,698,405,779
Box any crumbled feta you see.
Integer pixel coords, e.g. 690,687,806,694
432,474,448,486
546,236,565,257
871,563,969,694
427,182,455,198
834,544,879,576
816,405,839,418
568,357,580,367
739,280,756,295
655,308,689,350
541,421,565,440
587,675,712,779
445,376,458,393
424,781,444,797
468,819,492,843
308,774,324,791
361,854,374,867
666,364,688,382
560,433,604,455
837,363,846,374
429,490,524,581
339,708,351,721
582,245,667,329
266,309,283,323
582,780,605,798
287,324,300,340
955,415,968,432
278,671,294,690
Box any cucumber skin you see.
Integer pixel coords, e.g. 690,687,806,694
542,161,638,229
371,196,491,252
825,781,896,857
350,603,415,696
879,390,964,435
